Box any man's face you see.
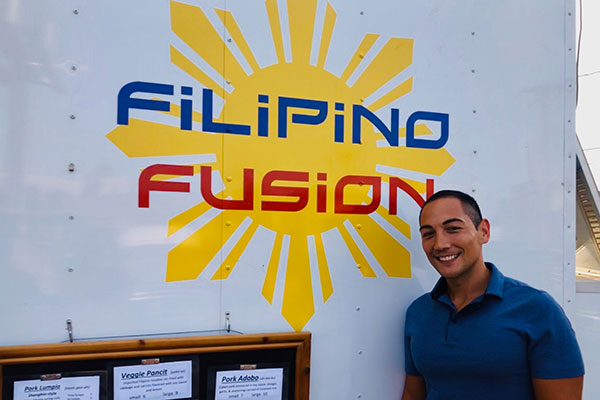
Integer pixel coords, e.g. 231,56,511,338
419,197,490,281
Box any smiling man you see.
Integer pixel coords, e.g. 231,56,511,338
401,190,584,400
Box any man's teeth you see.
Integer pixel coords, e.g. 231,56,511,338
439,254,458,261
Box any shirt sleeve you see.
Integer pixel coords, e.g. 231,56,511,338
404,307,422,376
527,291,585,379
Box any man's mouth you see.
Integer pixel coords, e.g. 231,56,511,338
437,254,459,262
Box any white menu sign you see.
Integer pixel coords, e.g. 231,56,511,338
113,360,192,400
215,368,283,400
14,376,100,400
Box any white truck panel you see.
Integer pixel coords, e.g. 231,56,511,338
1,0,595,398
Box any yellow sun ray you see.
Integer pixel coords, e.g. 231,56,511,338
211,221,259,280
368,77,413,111
375,205,411,239
166,211,246,281
380,175,427,194
171,1,247,87
398,123,437,138
141,166,209,183
375,147,455,176
349,215,411,277
317,3,336,68
106,119,222,158
281,235,315,331
338,224,377,278
287,0,318,64
314,234,333,301
340,33,379,82
370,123,438,142
262,233,284,304
351,38,413,99
215,9,260,73
170,46,225,96
168,201,213,237
265,0,285,63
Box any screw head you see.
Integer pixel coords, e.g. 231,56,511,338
73,9,79,15
70,114,76,120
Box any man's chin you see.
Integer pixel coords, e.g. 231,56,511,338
433,264,464,280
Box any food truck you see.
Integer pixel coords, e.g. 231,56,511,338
2,0,600,398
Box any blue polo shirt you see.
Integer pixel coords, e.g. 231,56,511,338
404,263,584,400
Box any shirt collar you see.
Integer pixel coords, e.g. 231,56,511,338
430,262,505,300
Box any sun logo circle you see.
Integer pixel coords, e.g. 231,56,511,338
107,0,455,331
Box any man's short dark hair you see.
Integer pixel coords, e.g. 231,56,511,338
419,190,483,228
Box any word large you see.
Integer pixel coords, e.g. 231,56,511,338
117,81,449,149
138,164,433,213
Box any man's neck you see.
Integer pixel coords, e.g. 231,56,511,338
446,261,491,312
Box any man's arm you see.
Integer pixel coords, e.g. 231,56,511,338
401,374,426,400
532,377,583,400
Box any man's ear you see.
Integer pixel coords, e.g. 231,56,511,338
479,218,490,244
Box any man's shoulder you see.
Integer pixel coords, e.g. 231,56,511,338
406,292,434,313
500,272,562,309
404,293,434,330
502,273,538,293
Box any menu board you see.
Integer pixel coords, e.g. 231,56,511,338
13,376,100,400
0,333,309,400
214,368,283,400
113,361,192,400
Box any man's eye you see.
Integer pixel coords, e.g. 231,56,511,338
421,231,433,238
447,226,461,232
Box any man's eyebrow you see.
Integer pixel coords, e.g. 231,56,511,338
419,218,466,231
442,218,465,225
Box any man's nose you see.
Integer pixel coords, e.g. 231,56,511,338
433,233,450,250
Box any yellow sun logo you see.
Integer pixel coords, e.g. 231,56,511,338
107,0,455,331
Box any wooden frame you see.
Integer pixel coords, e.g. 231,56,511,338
0,332,311,400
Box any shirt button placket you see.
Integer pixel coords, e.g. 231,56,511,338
445,309,458,342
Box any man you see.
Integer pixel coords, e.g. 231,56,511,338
402,190,584,400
